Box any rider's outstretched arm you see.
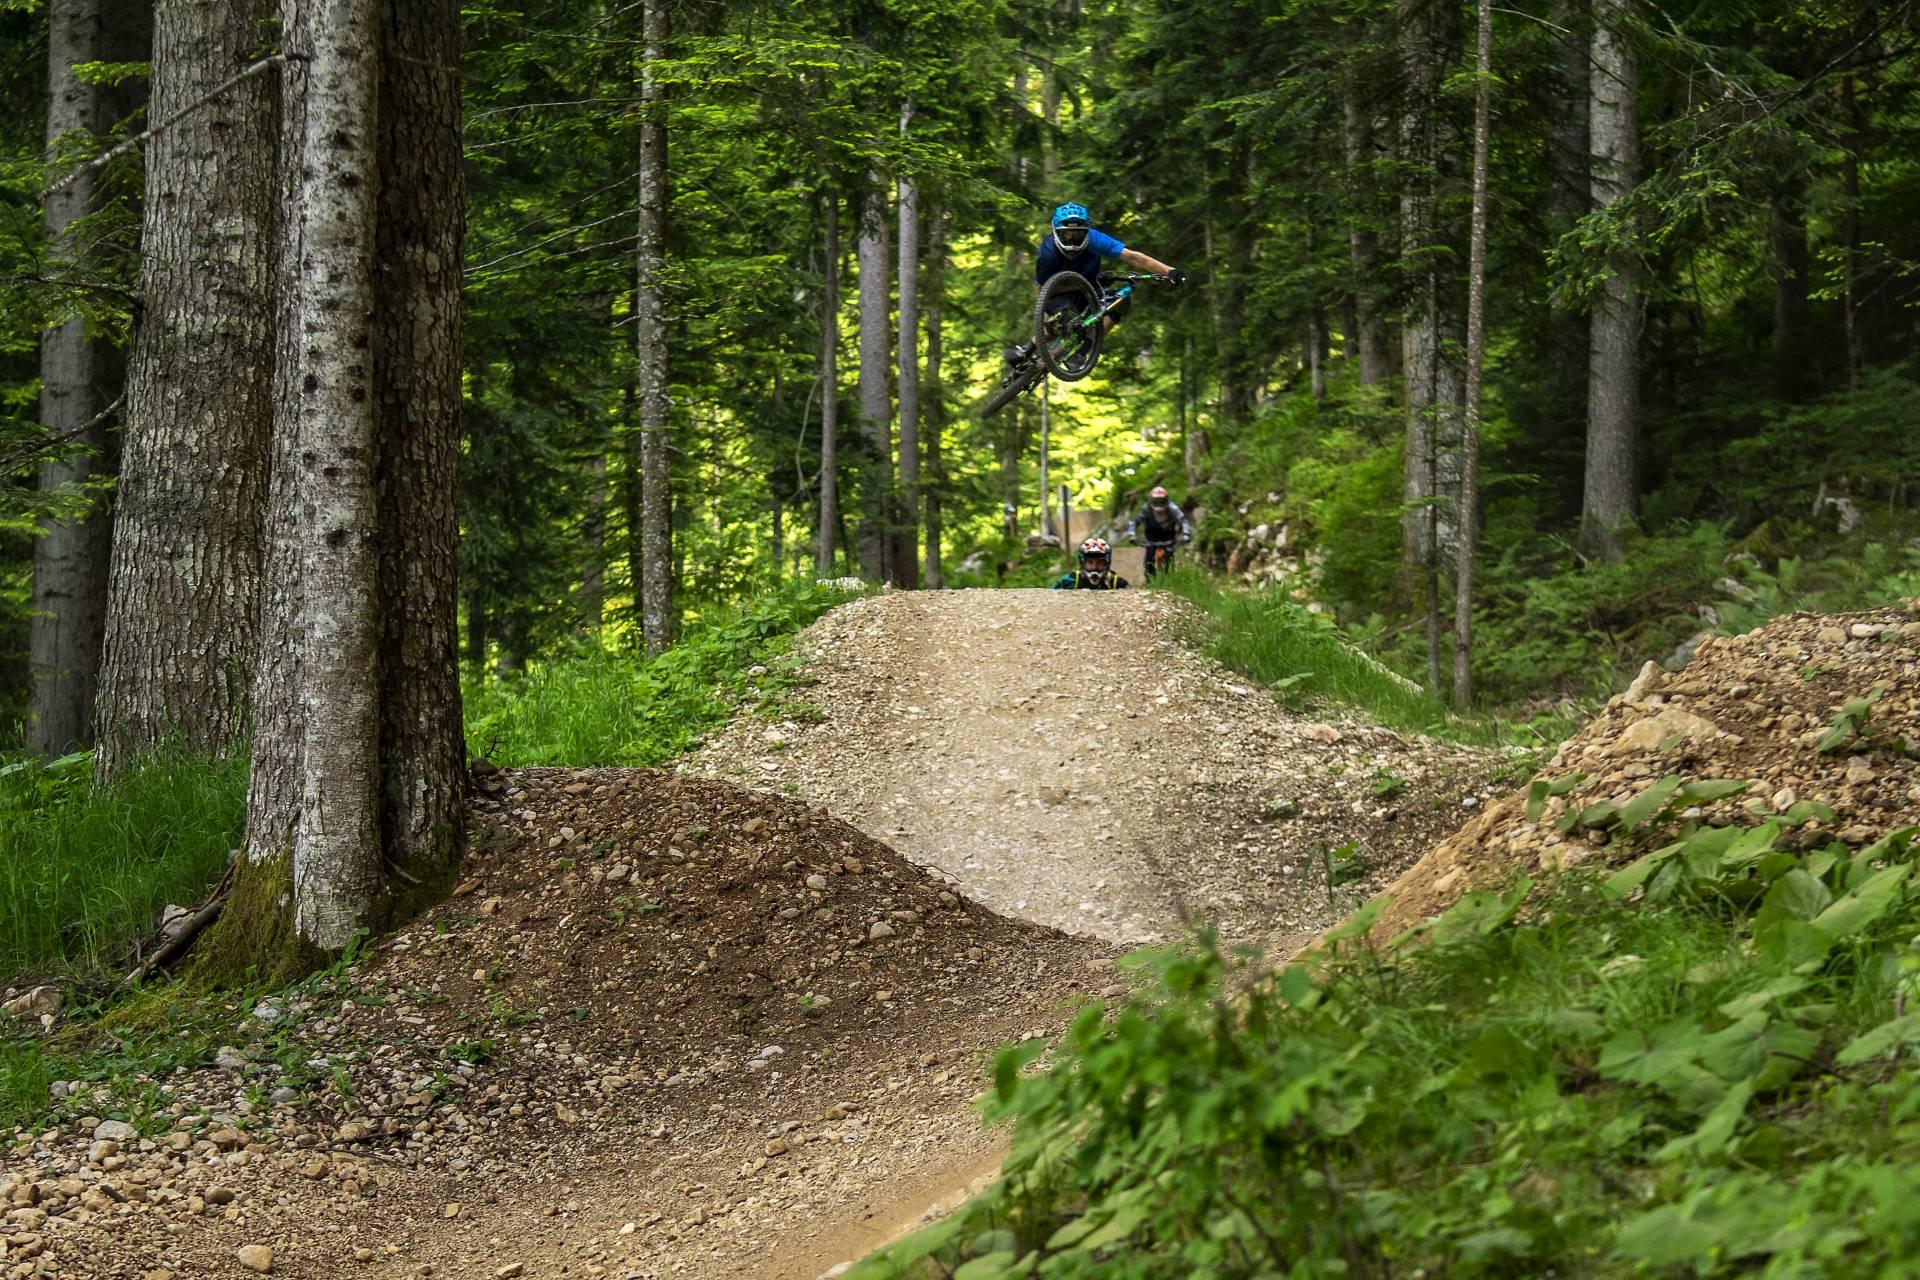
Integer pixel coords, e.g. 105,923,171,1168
1119,247,1176,277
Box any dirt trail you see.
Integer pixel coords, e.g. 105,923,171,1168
696,589,1502,950
5,592,1503,1280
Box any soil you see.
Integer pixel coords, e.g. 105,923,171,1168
691,589,1506,954
0,589,1509,1280
1356,606,1920,945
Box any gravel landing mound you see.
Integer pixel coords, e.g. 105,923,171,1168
1362,607,1920,943
692,589,1508,953
0,772,1110,1280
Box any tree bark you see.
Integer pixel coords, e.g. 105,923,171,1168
288,0,384,953
1343,92,1391,387
1547,0,1591,420
815,192,840,575
1456,0,1493,708
894,104,920,589
205,0,314,984
922,203,946,589
636,0,672,649
1770,194,1812,401
30,0,135,754
855,176,891,581
1841,73,1862,391
1581,0,1642,563
374,0,466,896
96,0,276,781
580,449,607,626
1398,0,1441,573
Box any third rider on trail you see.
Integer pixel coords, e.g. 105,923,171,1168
1130,487,1192,579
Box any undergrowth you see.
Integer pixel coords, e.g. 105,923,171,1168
1149,567,1451,737
463,576,865,767
0,750,245,982
854,803,1920,1279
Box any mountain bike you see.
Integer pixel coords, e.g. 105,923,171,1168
1141,539,1180,579
980,271,1172,419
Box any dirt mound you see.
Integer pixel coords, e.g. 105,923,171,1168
693,589,1508,954
1361,607,1920,943
5,771,1110,1279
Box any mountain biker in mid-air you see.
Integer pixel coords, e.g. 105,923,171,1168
1050,537,1131,590
1129,486,1192,579
1004,203,1184,368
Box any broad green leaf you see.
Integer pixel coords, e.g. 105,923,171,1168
1603,849,1669,900
1321,895,1388,943
1680,778,1751,803
1074,1201,1149,1252
1598,1019,1706,1085
953,1252,1019,1280
1699,1013,1819,1085
1717,821,1780,871
1614,1204,1723,1266
1618,775,1681,830
1717,976,1809,1019
844,1214,968,1279
1657,1078,1755,1159
1431,877,1531,945
1836,1013,1920,1065
1758,868,1832,926
1812,864,1910,941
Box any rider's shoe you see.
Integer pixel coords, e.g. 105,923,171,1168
1003,341,1033,367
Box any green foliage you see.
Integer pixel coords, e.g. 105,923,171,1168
0,750,245,982
1150,567,1447,735
462,578,863,767
859,820,1920,1279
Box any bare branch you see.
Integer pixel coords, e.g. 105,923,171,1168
41,55,285,202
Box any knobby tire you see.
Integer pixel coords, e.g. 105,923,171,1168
1035,272,1103,382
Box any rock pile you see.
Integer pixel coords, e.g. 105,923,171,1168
1359,607,1920,942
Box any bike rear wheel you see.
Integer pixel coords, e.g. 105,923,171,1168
1034,272,1103,382
980,359,1044,419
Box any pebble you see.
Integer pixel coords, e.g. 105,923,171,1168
92,1120,137,1144
237,1244,274,1274
868,921,896,940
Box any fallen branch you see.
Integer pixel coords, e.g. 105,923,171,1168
121,865,233,989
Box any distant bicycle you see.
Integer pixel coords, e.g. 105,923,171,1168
979,270,1174,419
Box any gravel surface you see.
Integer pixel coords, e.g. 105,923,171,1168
1362,605,1920,943
693,589,1507,953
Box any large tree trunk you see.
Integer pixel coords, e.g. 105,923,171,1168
1547,0,1591,426
287,0,383,953
580,449,607,626
30,0,140,755
1343,92,1391,387
922,202,946,589
204,2,314,983
893,105,920,589
1841,73,1862,391
855,177,892,581
1581,0,1642,563
1455,0,1493,708
374,0,466,896
636,0,673,649
1770,195,1812,401
815,193,840,575
1398,0,1441,574
96,0,275,781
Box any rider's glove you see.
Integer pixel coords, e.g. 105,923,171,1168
1165,267,1186,286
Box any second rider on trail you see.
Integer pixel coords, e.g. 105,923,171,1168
1004,203,1184,368
1130,486,1192,579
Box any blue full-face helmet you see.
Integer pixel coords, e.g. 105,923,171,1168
1051,202,1090,254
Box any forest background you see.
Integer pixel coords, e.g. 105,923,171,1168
4,0,1919,755
0,0,1915,945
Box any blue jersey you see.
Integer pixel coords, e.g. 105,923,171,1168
1035,227,1126,287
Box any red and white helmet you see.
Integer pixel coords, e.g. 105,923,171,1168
1149,486,1170,507
1077,537,1112,564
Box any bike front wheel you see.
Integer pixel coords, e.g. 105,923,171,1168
1034,272,1103,382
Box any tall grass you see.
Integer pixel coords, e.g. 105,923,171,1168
463,576,863,767
0,751,246,981
1151,568,1447,733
